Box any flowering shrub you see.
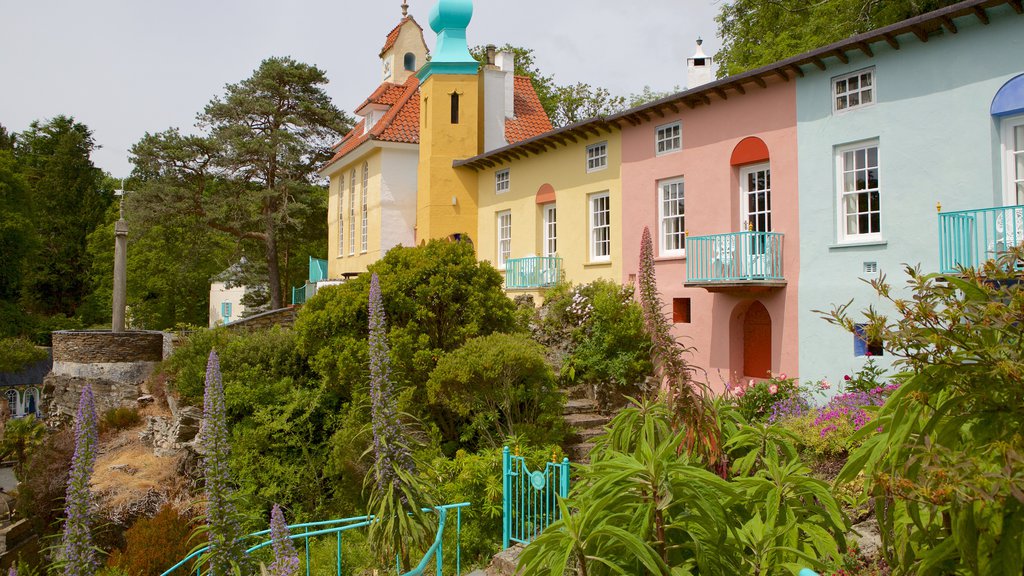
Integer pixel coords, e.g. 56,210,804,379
843,354,887,394
727,372,801,423
61,384,98,576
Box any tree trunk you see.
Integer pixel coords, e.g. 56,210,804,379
264,214,282,310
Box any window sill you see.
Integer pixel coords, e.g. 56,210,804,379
829,240,888,250
655,254,685,262
586,166,608,174
584,260,612,268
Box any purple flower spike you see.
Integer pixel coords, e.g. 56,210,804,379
267,503,300,576
61,384,98,576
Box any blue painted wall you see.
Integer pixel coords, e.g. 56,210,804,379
796,6,1024,384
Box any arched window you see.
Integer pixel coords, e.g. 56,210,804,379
24,387,39,416
5,389,18,417
992,74,1024,206
404,52,416,72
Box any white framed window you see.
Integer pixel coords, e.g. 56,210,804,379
589,192,611,262
740,164,772,233
833,68,875,113
586,142,607,172
497,210,512,269
496,169,510,194
349,169,356,256
542,204,557,257
5,389,17,416
360,162,369,253
659,178,685,256
1003,116,1024,206
656,122,681,155
337,176,345,256
836,141,881,243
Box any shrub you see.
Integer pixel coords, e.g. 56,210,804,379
0,337,47,373
842,354,888,394
17,428,74,536
427,333,566,449
107,504,193,576
100,408,141,433
727,372,801,423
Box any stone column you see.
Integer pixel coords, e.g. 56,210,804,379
112,217,128,333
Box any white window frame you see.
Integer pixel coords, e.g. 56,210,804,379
349,170,356,256
659,178,685,257
589,192,611,262
5,389,18,416
836,140,881,244
1002,115,1024,206
542,203,557,257
655,122,681,155
497,210,512,269
337,176,345,257
495,169,510,194
740,163,772,233
586,141,608,172
832,68,876,114
360,162,369,253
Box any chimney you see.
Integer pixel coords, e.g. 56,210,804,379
485,44,496,66
496,51,515,119
483,50,516,152
686,38,713,89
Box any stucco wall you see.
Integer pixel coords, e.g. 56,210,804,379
796,6,1024,383
208,282,246,327
380,147,420,252
619,77,800,386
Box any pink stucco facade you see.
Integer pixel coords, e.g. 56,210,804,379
620,78,799,389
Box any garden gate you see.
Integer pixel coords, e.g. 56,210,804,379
502,446,570,549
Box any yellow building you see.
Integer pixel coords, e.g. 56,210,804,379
457,123,623,298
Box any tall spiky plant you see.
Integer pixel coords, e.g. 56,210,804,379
365,272,430,570
266,504,299,576
197,350,246,575
61,383,98,576
638,226,723,470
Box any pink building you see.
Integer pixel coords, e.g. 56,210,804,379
618,70,799,388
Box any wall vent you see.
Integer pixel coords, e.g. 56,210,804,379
863,261,879,274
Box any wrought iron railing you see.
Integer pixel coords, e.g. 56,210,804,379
291,282,316,305
159,503,470,576
685,231,784,283
938,204,1024,273
503,446,570,549
504,256,562,289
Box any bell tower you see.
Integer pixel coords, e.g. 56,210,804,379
415,0,482,243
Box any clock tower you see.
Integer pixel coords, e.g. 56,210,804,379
379,3,428,85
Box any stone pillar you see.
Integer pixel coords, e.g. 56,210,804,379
112,217,128,333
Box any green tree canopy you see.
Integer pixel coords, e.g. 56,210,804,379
715,0,962,77
0,149,36,304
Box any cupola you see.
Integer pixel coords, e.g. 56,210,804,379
417,0,479,81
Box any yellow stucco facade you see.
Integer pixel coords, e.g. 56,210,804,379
474,131,623,296
327,150,381,278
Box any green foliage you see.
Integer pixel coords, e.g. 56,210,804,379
0,337,47,372
843,355,887,394
715,0,962,77
730,372,801,423
17,428,74,537
427,333,565,448
99,408,142,433
828,250,1024,574
0,149,37,304
0,414,46,480
107,504,193,576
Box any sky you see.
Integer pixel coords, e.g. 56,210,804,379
0,0,722,177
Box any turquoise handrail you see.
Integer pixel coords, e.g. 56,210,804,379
938,204,1024,273
685,231,784,283
504,256,562,289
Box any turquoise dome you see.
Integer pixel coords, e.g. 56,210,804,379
429,0,473,33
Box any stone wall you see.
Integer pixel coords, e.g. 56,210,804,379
52,331,164,363
225,307,297,332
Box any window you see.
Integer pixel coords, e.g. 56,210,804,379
586,142,607,172
833,68,875,113
349,170,356,255
590,192,611,262
337,177,345,256
451,92,460,124
404,52,416,71
361,162,369,253
542,204,557,257
497,211,511,269
741,164,771,233
23,388,38,415
495,169,510,194
659,178,685,255
1004,116,1024,205
5,389,17,416
221,302,232,319
837,142,880,242
656,122,681,155
854,324,884,357
673,298,691,323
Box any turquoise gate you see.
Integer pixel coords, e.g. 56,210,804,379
502,446,570,549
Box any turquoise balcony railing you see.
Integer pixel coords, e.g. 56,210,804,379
686,231,785,285
504,256,562,289
292,282,315,305
309,256,328,283
938,204,1024,273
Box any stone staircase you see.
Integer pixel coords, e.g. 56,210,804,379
563,393,611,462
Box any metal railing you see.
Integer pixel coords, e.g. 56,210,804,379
504,256,562,289
685,231,784,283
291,282,316,305
938,204,1024,273
160,503,470,576
503,446,570,549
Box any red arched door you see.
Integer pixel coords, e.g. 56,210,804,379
743,301,772,377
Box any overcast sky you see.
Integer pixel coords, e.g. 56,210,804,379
0,1,721,177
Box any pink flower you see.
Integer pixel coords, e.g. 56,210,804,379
844,375,851,381
735,388,746,398
748,379,755,387
865,351,873,357
779,373,787,380
820,380,831,390
769,384,778,395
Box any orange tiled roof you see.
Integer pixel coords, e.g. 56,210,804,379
506,76,553,144
379,17,421,57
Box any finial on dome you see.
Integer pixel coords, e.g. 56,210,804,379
402,1,409,16
697,37,703,46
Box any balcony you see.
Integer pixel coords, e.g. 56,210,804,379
504,256,562,289
938,205,1024,273
685,231,786,292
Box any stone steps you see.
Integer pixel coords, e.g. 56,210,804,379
561,390,612,464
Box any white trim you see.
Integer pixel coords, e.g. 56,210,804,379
586,141,608,172
658,177,685,257
497,210,512,269
740,163,772,232
1002,115,1024,206
542,203,557,257
832,67,876,114
589,192,611,262
835,140,882,244
360,162,369,253
495,169,510,194
655,122,682,156
319,141,418,177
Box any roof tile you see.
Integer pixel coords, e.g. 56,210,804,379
506,76,554,144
